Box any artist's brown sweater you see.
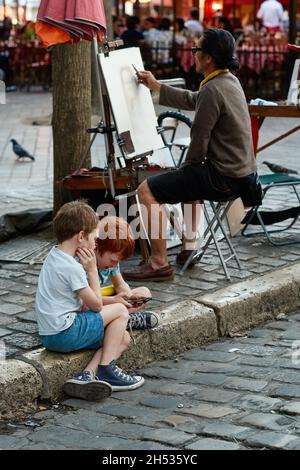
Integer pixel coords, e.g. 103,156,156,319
159,72,257,178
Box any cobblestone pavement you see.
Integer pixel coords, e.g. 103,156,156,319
0,92,300,357
1,92,300,449
1,237,300,358
1,311,300,450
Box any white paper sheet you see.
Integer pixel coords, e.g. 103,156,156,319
99,47,164,160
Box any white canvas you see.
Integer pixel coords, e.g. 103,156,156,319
149,147,175,168
99,47,165,161
287,59,300,105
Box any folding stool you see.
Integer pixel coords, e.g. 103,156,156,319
178,198,242,281
116,192,242,281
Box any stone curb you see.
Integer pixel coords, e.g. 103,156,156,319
197,263,300,336
1,263,300,420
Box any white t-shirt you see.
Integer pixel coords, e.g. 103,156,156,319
184,19,203,35
257,0,283,28
35,246,89,335
143,28,159,44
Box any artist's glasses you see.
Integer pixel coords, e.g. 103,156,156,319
191,47,203,55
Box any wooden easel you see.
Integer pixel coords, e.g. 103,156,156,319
61,41,180,261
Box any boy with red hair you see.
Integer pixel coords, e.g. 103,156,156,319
95,216,159,332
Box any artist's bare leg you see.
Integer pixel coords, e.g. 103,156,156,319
138,180,168,270
181,201,202,251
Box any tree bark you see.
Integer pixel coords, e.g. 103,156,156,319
52,41,91,214
103,0,114,41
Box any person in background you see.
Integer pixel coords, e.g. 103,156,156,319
156,17,173,64
184,8,203,37
215,15,235,37
113,15,124,39
257,0,284,32
1,16,12,41
121,16,144,48
143,17,158,43
174,17,188,46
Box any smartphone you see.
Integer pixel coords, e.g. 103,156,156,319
128,296,152,306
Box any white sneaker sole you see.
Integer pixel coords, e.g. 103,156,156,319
111,376,145,392
63,379,112,401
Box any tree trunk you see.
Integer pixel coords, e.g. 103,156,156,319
103,0,114,41
52,41,91,214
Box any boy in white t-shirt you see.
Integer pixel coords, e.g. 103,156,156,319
35,201,144,401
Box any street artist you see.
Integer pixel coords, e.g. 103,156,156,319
123,28,261,282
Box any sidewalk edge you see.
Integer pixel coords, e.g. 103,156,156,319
2,263,300,420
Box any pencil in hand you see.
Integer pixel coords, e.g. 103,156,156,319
132,64,140,78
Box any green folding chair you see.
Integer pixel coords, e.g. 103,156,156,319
241,173,300,245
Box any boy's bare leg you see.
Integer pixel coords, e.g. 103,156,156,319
130,286,151,298
98,303,130,365
84,349,102,377
83,303,130,376
100,318,130,365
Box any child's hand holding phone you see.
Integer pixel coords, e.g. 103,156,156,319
127,296,152,307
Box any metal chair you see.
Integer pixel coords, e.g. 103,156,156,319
241,173,300,245
157,110,191,167
179,198,242,281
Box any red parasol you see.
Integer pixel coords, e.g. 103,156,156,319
36,0,106,48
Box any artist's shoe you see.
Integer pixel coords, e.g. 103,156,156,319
122,262,174,282
63,371,112,401
176,250,199,267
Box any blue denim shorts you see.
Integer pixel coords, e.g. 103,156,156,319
40,311,104,353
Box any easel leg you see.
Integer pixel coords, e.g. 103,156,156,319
129,194,150,262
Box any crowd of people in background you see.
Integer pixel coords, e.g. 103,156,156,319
109,4,297,74
0,17,37,42
114,7,239,50
112,4,299,50
0,3,299,92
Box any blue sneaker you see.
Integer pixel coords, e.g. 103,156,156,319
96,361,144,392
127,311,159,330
63,370,112,401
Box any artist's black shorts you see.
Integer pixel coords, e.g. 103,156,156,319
147,161,256,205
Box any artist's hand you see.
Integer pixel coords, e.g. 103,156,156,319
137,70,161,92
77,248,98,273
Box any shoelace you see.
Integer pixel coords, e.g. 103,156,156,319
128,313,147,329
77,371,102,382
111,363,135,383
